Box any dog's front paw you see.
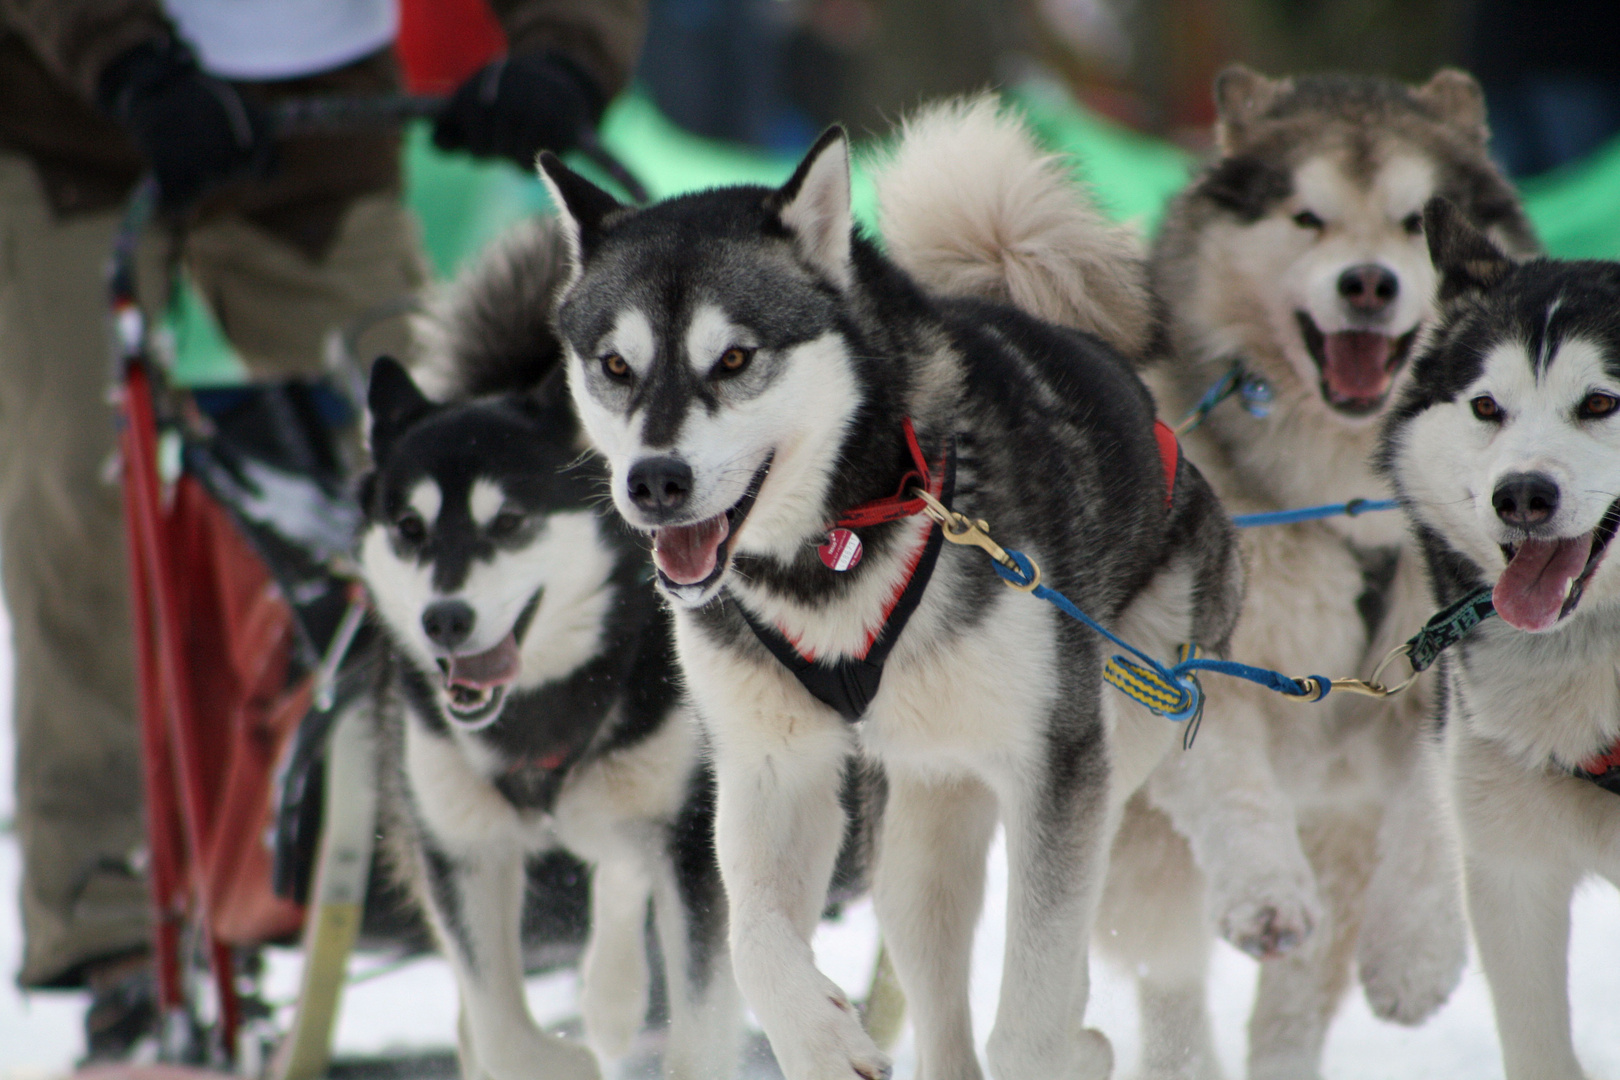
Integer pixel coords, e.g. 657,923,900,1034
772,992,891,1080
1357,906,1467,1026
1212,862,1321,960
582,974,646,1060
580,942,649,1060
986,1025,1113,1080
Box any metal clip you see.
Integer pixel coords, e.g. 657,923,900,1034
912,489,1042,592
1321,643,1420,700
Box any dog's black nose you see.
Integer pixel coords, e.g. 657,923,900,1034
1493,472,1560,527
422,600,476,651
1338,263,1399,314
627,456,693,514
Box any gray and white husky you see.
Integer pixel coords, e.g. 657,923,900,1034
1381,199,1620,1080
1125,66,1538,1078
539,99,1244,1080
357,218,738,1080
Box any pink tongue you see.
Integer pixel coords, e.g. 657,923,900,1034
1493,535,1593,632
1322,332,1394,401
446,634,520,689
653,514,730,585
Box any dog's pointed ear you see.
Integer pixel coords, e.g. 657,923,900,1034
538,151,624,271
767,126,853,289
1424,197,1511,303
1414,69,1488,144
1213,65,1290,153
368,355,434,462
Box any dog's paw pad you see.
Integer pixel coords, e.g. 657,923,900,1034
1359,941,1466,1026
1217,880,1321,960
1228,903,1310,958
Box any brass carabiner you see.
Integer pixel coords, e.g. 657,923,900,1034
912,488,1043,592
1322,643,1420,700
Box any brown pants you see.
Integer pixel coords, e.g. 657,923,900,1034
0,153,426,988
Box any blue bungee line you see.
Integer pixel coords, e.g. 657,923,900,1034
1173,364,1400,529
1173,360,1275,436
1232,498,1398,528
988,551,1330,745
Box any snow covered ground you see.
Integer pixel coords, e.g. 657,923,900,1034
4,564,1620,1079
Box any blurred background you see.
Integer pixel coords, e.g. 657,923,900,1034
156,0,1618,386
7,0,1620,1076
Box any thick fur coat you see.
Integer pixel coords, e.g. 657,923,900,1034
540,99,1243,1080
1132,66,1537,1080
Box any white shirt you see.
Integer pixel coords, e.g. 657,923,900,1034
162,0,398,81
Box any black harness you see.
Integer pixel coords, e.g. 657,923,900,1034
732,428,955,723
1410,587,1620,796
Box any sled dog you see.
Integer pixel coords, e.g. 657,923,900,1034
359,218,737,1080
1381,199,1620,1080
1126,67,1537,1078
539,98,1244,1080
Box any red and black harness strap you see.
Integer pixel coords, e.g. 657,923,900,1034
1153,419,1179,507
734,425,956,723
1575,741,1620,795
732,415,1175,724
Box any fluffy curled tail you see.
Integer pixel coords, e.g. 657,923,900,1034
875,95,1153,358
410,214,572,401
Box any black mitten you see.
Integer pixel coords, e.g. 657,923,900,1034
98,38,275,212
432,51,601,169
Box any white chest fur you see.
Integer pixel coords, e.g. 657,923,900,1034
1454,606,1620,771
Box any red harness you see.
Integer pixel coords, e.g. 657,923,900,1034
1576,739,1620,794
733,417,1180,722
1153,419,1180,507
784,418,947,664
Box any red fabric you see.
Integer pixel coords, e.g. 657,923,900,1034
835,417,937,529
397,0,507,95
1579,741,1620,778
1154,419,1180,507
168,478,306,947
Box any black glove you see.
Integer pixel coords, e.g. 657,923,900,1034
98,38,275,213
432,51,602,169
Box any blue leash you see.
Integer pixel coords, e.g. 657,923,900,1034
1173,365,1399,529
988,552,1329,736
909,489,1470,749
1174,361,1274,435
1232,498,1398,528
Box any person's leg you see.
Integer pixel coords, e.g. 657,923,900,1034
182,193,427,382
0,154,151,992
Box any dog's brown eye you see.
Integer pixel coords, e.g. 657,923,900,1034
601,353,631,381
1402,212,1423,235
1293,210,1325,230
1581,392,1619,418
489,509,526,537
397,512,426,543
716,346,754,375
1471,395,1501,421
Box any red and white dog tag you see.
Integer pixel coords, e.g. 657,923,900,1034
818,528,863,571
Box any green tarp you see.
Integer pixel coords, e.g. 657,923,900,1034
169,84,1620,383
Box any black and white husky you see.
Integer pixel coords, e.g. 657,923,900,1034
1381,199,1620,1080
539,99,1244,1080
357,219,738,1080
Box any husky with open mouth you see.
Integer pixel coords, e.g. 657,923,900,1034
1119,66,1540,1079
1380,200,1620,1080
357,219,740,1080
540,98,1244,1080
